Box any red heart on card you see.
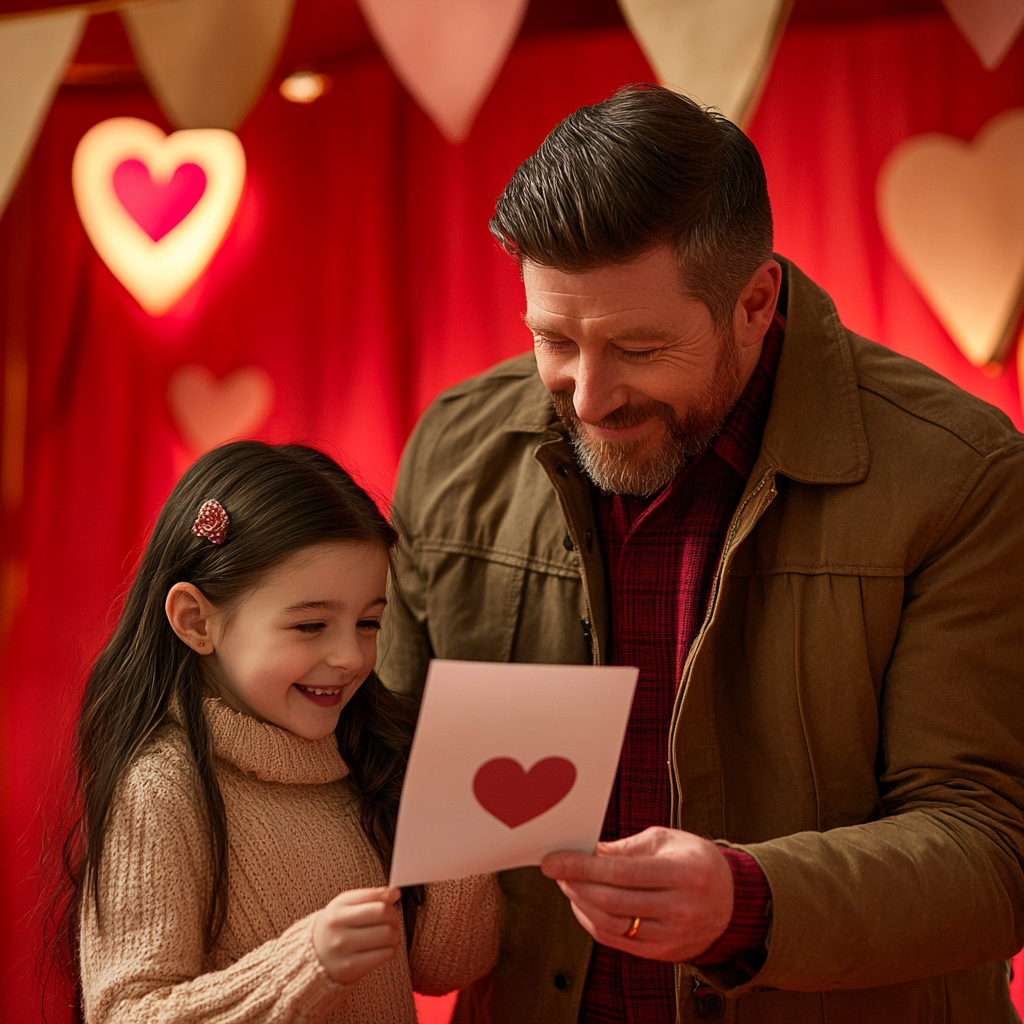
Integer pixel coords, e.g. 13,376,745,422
112,159,207,242
473,756,577,828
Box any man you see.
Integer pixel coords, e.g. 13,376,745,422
380,86,1024,1023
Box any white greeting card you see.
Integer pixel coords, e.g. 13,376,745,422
389,659,639,888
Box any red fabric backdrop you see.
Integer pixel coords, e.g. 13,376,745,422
0,10,1021,1021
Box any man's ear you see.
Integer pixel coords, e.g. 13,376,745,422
735,259,782,348
166,582,216,654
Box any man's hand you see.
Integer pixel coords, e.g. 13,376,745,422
312,886,402,985
541,826,733,961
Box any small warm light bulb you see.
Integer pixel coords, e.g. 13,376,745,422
279,71,331,104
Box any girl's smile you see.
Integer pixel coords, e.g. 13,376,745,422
295,683,345,707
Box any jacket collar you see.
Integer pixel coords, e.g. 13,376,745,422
514,256,869,486
761,257,869,485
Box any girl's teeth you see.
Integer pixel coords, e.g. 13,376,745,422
302,686,338,695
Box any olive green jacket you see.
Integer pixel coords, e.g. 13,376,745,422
380,259,1024,1023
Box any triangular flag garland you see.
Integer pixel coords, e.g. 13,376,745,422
120,0,295,130
358,0,529,143
943,0,1024,71
616,0,791,127
0,9,86,219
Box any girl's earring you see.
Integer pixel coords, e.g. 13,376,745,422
198,640,206,647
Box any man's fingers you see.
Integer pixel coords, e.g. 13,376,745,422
555,878,671,920
595,826,672,858
542,850,686,888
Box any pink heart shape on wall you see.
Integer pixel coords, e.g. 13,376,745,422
167,365,274,453
112,159,207,242
473,756,577,829
73,118,245,316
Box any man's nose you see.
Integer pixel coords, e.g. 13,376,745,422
571,351,627,424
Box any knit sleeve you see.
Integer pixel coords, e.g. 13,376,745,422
79,741,349,1024
408,874,501,996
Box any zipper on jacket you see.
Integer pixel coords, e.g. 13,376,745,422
667,469,778,825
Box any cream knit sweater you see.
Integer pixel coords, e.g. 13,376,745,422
80,698,500,1023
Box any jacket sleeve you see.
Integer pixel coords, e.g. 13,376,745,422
409,874,501,996
80,756,349,1024
378,420,434,699
715,442,1024,996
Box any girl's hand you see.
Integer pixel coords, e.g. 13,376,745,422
313,886,402,985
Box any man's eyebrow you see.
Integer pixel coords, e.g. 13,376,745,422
523,314,671,343
522,314,564,335
606,327,672,342
282,598,388,613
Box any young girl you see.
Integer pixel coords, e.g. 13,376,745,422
67,441,499,1023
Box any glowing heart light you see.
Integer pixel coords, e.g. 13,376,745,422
73,117,245,316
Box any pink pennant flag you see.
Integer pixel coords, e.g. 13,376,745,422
943,0,1024,70
359,0,528,143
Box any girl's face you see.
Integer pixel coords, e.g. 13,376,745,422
204,541,389,740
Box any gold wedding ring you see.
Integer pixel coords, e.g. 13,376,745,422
624,916,641,939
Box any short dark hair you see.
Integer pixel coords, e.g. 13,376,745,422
489,84,774,329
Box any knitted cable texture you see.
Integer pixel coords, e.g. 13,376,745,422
80,698,499,1023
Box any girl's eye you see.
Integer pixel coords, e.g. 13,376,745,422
357,619,382,632
294,622,326,634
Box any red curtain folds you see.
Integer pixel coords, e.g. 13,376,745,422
0,13,1021,1022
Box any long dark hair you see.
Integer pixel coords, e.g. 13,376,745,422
54,441,419,999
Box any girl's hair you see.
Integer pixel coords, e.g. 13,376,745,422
55,441,418,994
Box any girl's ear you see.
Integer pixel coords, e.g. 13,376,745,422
166,582,216,654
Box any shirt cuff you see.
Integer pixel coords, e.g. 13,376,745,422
689,849,770,971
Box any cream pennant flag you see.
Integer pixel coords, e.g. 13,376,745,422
943,0,1024,71
616,0,790,127
359,0,529,143
120,0,295,130
877,109,1024,368
0,9,85,219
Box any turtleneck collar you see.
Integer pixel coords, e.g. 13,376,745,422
200,697,350,785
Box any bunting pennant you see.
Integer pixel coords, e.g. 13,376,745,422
877,109,1024,368
358,0,529,143
120,0,295,130
616,0,791,126
0,9,85,219
943,0,1024,71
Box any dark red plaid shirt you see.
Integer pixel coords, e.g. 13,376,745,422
580,314,784,1024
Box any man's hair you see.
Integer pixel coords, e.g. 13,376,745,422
489,84,774,329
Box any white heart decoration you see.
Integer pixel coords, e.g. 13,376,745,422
72,117,245,316
876,108,1024,368
167,365,274,452
943,0,1024,70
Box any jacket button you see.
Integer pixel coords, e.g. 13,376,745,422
562,533,574,551
553,971,571,991
695,991,725,1018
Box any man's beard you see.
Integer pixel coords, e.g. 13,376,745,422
550,335,742,498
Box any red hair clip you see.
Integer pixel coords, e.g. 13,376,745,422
192,499,229,545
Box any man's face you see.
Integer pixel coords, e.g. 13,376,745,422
525,245,747,497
